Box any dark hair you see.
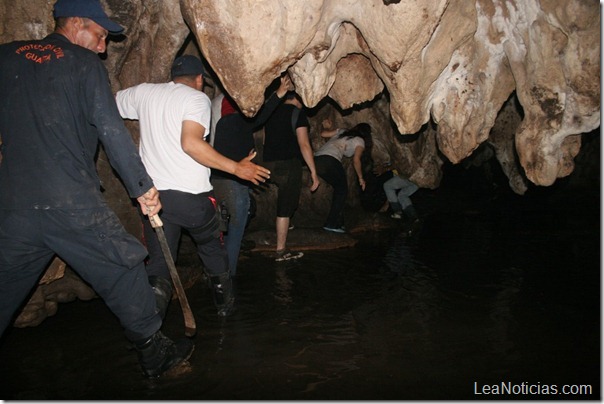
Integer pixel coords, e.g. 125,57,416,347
285,91,301,103
339,123,374,173
338,122,371,138
54,16,70,30
338,123,373,151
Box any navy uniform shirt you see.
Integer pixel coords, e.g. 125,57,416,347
0,33,153,210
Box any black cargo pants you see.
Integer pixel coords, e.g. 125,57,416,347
141,189,228,281
0,208,161,341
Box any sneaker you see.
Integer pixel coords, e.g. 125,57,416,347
275,250,304,262
390,212,402,219
323,226,346,233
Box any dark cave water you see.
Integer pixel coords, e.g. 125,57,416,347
0,164,600,400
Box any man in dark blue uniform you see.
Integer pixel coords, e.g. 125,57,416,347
0,0,193,378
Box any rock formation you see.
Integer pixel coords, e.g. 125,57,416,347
183,0,599,190
13,258,96,328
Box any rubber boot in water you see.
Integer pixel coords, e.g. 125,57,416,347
149,275,172,320
403,204,418,222
390,202,403,219
134,331,194,378
403,204,421,235
209,273,235,317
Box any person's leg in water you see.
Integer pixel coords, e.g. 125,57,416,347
0,208,193,378
315,155,348,232
383,175,405,219
156,190,235,317
394,177,419,224
186,197,235,317
212,178,250,277
273,159,304,261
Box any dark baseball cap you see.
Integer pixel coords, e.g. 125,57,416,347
171,55,214,87
53,0,124,35
171,55,208,78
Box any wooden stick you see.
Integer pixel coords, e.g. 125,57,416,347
149,214,196,337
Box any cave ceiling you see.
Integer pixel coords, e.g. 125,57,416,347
1,0,600,194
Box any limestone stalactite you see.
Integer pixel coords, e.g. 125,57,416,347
182,0,600,189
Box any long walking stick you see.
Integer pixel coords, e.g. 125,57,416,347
149,214,196,337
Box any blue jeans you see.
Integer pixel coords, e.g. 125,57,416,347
383,175,418,209
211,179,250,276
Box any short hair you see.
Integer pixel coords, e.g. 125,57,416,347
285,91,300,102
54,16,70,30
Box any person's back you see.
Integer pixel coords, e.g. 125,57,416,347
314,122,370,233
117,81,212,194
0,34,137,209
116,55,272,318
263,102,303,162
261,92,319,261
314,132,365,163
213,113,255,164
212,98,257,183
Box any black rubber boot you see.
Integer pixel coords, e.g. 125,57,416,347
403,204,421,235
134,331,194,378
209,273,235,317
403,204,419,222
149,276,173,320
390,202,403,219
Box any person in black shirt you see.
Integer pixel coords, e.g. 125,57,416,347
211,76,290,275
263,91,320,261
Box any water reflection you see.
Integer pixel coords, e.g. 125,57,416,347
274,266,293,306
486,266,524,361
378,230,441,342
0,193,599,399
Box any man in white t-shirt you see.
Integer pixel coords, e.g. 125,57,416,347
116,55,270,318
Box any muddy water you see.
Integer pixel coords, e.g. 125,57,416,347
0,173,599,400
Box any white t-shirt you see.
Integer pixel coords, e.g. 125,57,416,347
209,93,224,147
314,129,365,162
116,82,212,194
